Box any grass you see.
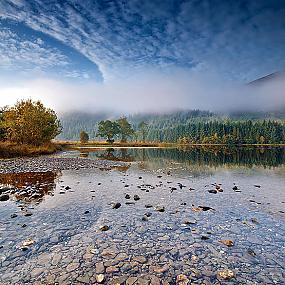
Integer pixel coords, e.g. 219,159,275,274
56,140,175,148
0,142,61,158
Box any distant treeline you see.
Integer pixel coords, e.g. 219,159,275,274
151,120,285,144
57,110,214,141
57,110,285,144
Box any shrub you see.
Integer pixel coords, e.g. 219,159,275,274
2,99,62,145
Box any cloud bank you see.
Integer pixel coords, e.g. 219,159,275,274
1,69,284,114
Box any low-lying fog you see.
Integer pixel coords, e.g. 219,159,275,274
1,69,285,114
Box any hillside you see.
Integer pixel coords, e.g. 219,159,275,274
57,109,285,142
57,110,215,141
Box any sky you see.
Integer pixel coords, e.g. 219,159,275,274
0,0,285,113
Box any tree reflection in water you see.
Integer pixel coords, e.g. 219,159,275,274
96,148,135,162
91,147,285,168
0,171,60,204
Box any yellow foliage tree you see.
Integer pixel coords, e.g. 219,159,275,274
3,99,62,145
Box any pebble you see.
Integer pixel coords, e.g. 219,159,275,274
106,266,119,273
126,277,138,285
176,274,189,285
96,274,105,283
96,262,105,273
219,239,234,247
132,256,147,264
155,206,165,212
217,269,235,280
153,264,169,273
112,202,122,209
99,225,110,231
66,263,80,272
134,195,140,201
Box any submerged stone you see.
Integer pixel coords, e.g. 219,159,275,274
176,274,189,285
217,269,235,280
96,274,105,283
99,225,110,231
219,239,234,247
134,194,140,201
0,194,9,201
155,206,165,212
112,202,122,209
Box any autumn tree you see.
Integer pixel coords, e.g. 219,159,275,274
2,99,62,145
97,120,120,143
80,131,89,144
138,121,148,142
117,117,134,142
0,107,6,141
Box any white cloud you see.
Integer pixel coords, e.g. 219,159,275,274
0,0,284,83
0,28,69,72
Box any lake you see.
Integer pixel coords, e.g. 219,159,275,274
0,146,284,284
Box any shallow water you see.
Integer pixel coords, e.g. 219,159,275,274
0,147,284,284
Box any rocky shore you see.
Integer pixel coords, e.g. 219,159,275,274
0,153,284,284
0,157,129,174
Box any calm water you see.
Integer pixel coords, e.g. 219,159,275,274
0,147,284,284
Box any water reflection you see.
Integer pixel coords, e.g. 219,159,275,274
80,148,135,162
81,146,285,168
0,171,60,204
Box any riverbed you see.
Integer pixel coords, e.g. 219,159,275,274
0,147,284,284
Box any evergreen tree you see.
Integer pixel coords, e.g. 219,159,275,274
138,121,148,142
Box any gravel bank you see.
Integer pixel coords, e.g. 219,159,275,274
0,157,129,174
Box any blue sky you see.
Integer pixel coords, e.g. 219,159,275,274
0,0,285,112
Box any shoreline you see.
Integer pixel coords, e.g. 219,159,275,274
61,141,285,148
1,141,285,159
0,142,61,159
0,156,129,174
